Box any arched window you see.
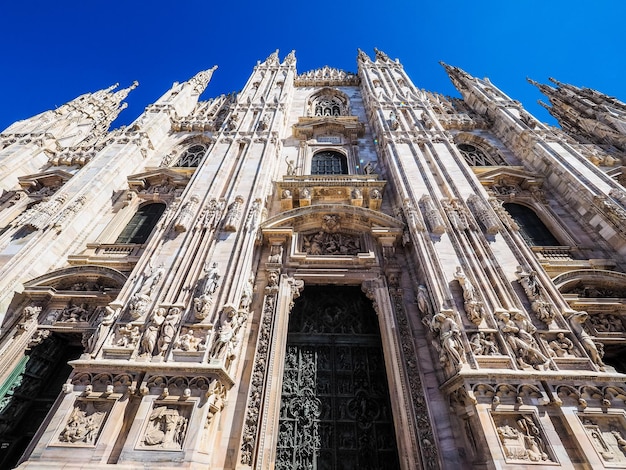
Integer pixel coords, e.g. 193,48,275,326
311,151,348,175
174,144,207,167
308,90,349,117
457,143,505,166
503,203,560,246
115,203,166,244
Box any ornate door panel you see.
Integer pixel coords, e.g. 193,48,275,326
276,286,400,470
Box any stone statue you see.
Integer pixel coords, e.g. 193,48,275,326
430,312,466,368
497,310,549,370
516,266,540,299
285,157,297,176
202,262,220,296
138,263,165,297
141,308,166,356
569,311,606,371
157,307,181,356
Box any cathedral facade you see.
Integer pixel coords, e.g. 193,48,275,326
0,49,625,469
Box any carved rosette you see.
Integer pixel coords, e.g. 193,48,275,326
387,279,440,469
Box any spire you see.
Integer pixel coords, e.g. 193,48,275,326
283,50,296,66
374,48,390,62
527,77,557,98
262,50,280,66
111,81,139,105
187,66,218,94
357,48,371,63
440,62,475,92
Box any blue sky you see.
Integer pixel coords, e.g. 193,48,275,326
1,1,624,131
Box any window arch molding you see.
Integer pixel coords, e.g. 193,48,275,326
159,137,214,168
306,87,350,117
453,134,506,166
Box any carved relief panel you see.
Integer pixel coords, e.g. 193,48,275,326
137,403,191,450
54,399,114,447
580,414,626,464
492,412,555,464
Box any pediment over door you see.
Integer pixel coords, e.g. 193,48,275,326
261,204,403,265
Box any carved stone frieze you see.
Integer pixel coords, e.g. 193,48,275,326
388,281,440,469
139,404,190,450
301,230,362,256
240,275,280,465
56,400,113,446
295,66,359,87
469,332,501,356
493,413,554,463
580,415,626,462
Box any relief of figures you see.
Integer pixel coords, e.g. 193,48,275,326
540,333,579,358
588,313,624,333
496,310,549,370
302,231,361,256
57,400,112,445
58,302,93,323
469,332,500,356
581,416,626,462
495,414,552,462
173,328,207,352
141,405,189,450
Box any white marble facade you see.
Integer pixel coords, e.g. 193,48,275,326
0,49,625,469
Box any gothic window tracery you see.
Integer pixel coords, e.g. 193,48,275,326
311,151,348,175
457,143,505,166
308,90,349,117
174,144,207,167
503,203,560,246
115,203,166,245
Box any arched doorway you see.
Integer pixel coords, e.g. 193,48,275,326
276,285,400,469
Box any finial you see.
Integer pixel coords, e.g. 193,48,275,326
188,66,218,94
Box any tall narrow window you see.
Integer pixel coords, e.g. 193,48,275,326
504,203,560,246
311,151,348,175
276,285,400,469
115,203,166,244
